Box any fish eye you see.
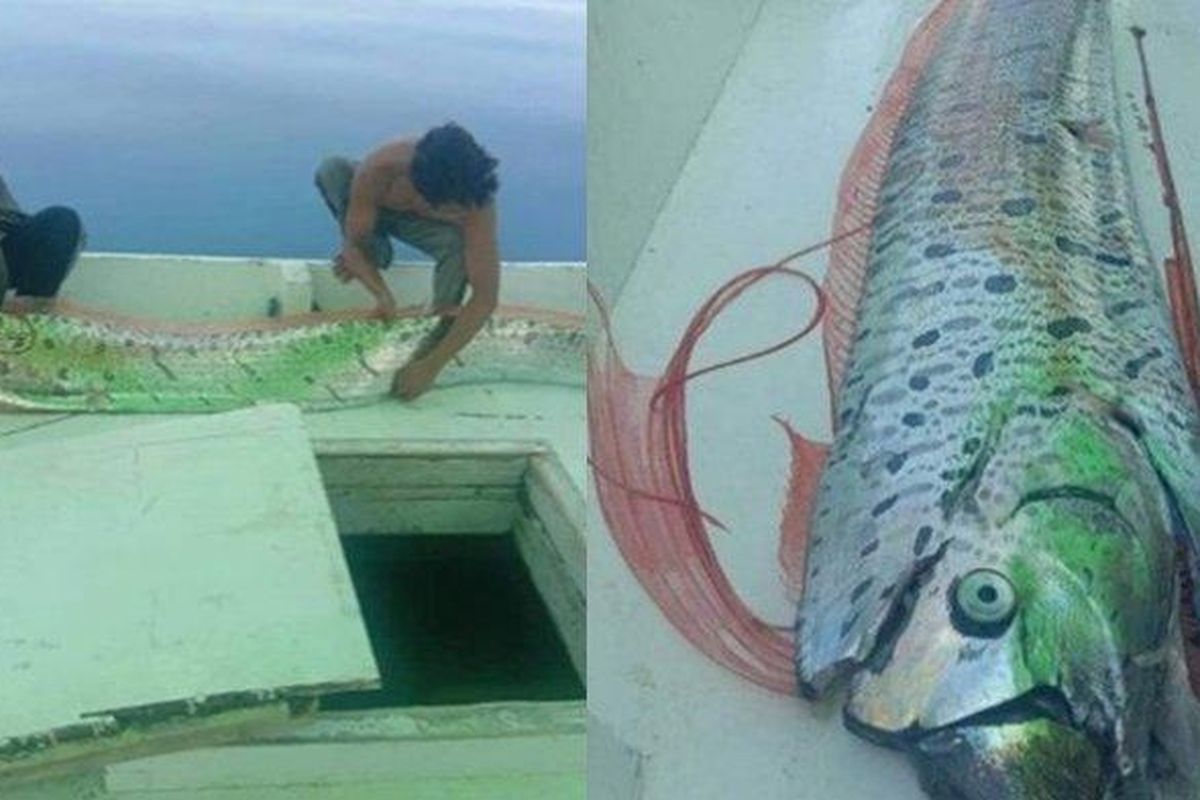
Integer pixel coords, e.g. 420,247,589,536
950,568,1016,637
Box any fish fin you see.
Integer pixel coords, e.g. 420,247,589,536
588,266,825,696
772,415,829,600
1131,27,1200,401
1163,256,1200,401
822,0,962,414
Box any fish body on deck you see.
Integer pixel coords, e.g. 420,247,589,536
798,0,1200,796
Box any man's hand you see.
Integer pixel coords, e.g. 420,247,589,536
392,358,441,400
372,294,399,320
335,248,398,318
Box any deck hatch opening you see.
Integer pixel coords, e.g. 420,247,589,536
319,534,584,710
311,441,587,711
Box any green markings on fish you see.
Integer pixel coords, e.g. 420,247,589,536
795,0,1200,797
0,308,583,412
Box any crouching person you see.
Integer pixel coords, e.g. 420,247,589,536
0,173,86,311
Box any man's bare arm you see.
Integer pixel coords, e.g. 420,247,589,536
424,204,499,366
393,204,499,398
339,155,396,312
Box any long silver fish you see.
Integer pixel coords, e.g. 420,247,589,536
0,306,583,412
797,0,1200,797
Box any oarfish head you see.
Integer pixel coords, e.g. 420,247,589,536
843,403,1181,798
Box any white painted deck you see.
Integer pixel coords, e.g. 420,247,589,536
0,255,585,798
588,1,1200,798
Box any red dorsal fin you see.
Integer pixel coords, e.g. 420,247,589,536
1131,28,1200,699
588,264,827,695
823,0,962,414
1131,27,1200,402
773,417,829,600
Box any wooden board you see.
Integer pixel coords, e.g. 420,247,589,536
0,405,379,770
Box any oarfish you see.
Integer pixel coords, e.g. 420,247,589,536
799,0,1200,797
590,0,1200,797
0,306,583,412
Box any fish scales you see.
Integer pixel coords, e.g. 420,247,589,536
0,311,584,412
798,0,1196,699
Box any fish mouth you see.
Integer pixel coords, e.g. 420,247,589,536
849,689,1115,799
912,716,1108,800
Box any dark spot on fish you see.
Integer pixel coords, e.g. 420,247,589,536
1099,210,1123,225
1047,316,1092,339
1000,198,1036,217
913,329,940,348
57,368,69,381
909,375,930,391
902,412,926,427
860,539,880,558
880,584,897,601
303,375,316,384
1054,235,1091,257
321,334,333,344
1048,385,1071,397
932,189,963,204
850,579,874,603
1108,299,1145,317
355,345,381,377
972,351,994,378
103,371,115,382
1095,252,1131,267
872,494,900,517
151,348,177,381
1017,132,1047,145
924,243,955,259
1124,348,1163,379
963,437,981,454
914,525,934,556
840,611,862,639
43,338,55,350
886,452,908,474
984,274,1017,294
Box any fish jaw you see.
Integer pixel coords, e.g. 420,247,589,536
912,718,1109,800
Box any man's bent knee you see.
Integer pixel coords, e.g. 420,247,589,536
314,156,353,190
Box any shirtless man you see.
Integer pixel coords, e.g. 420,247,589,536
315,122,501,400
0,173,85,311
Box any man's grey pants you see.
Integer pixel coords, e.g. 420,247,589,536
315,156,467,351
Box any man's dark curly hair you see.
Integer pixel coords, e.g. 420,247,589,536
410,122,499,208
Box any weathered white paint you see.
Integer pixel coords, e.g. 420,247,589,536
0,406,378,778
